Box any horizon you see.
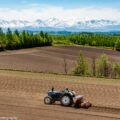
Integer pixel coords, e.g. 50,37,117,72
0,0,120,21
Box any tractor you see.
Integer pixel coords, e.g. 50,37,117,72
44,88,75,106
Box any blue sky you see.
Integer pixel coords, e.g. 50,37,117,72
0,0,120,21
0,0,120,9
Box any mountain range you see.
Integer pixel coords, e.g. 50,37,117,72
0,18,120,32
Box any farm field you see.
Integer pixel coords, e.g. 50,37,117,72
0,70,120,120
0,46,120,73
0,46,120,120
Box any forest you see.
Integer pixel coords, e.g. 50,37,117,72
53,33,120,51
0,28,120,51
0,28,53,51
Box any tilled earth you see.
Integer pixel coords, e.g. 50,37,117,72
0,46,120,120
0,46,120,73
0,71,120,120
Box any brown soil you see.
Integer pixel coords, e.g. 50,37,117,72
0,46,120,73
0,71,120,120
0,46,120,120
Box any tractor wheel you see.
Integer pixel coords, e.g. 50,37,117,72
44,96,53,104
60,94,73,106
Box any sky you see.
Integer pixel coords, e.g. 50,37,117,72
0,0,120,21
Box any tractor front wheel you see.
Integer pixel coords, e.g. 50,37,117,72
44,96,53,104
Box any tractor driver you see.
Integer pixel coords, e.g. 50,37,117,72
63,88,69,93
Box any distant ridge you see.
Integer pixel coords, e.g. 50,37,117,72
0,18,120,32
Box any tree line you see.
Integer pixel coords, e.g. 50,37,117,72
72,51,120,78
0,28,53,51
52,33,120,51
1,28,120,52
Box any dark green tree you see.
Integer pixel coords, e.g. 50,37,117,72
40,31,44,38
14,29,20,37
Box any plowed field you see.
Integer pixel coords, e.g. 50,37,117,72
0,70,119,120
0,46,120,73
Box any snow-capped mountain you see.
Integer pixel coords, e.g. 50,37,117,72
0,18,120,32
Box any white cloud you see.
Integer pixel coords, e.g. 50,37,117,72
0,5,120,21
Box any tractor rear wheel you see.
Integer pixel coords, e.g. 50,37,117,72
60,94,73,106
